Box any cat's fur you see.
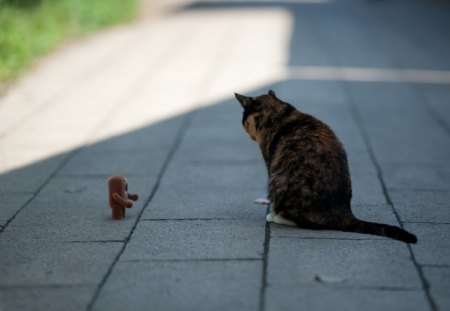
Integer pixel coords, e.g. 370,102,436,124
235,90,417,243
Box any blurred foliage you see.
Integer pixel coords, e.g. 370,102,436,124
0,0,139,81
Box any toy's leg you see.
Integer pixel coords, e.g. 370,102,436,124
112,207,124,219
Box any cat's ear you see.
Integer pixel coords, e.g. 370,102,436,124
235,93,254,109
268,90,277,98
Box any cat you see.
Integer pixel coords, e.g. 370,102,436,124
235,90,417,243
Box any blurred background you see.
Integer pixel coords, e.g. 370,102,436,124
1,0,449,175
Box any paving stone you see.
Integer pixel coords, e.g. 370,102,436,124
172,110,262,164
404,223,450,266
93,260,261,311
174,139,262,164
350,172,387,205
389,189,450,223
86,116,184,152
0,153,67,193
58,149,168,177
266,287,429,311
267,238,421,288
345,84,450,165
143,181,266,220
161,162,267,191
373,134,450,166
121,219,264,261
141,156,267,220
277,80,347,105
0,193,32,227
423,266,450,311
270,204,400,240
0,240,122,286
382,164,450,191
3,176,156,241
421,84,450,129
0,286,94,311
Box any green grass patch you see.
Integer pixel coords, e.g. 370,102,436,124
0,0,139,81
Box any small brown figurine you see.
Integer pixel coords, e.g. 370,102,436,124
108,175,139,219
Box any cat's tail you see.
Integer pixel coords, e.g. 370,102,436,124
342,218,417,244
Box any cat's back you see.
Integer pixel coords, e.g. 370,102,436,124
268,109,351,207
269,110,346,171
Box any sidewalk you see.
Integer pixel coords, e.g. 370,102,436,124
0,0,449,310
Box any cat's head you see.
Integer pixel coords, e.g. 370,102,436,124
235,90,292,142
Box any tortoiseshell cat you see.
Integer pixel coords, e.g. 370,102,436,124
235,90,417,243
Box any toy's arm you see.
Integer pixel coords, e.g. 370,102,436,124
128,193,139,201
112,192,133,208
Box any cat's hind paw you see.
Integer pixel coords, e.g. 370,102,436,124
267,213,297,227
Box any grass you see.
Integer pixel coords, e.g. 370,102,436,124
0,0,139,81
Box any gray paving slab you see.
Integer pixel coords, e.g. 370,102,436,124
3,176,156,242
0,153,68,193
85,116,184,152
341,86,450,166
270,204,400,240
372,134,450,167
266,286,429,311
0,193,33,227
382,164,450,191
404,223,450,266
120,219,264,261
276,80,347,105
58,149,168,177
171,109,262,164
0,286,94,311
389,189,450,223
93,260,261,311
267,238,421,288
423,266,450,311
0,240,121,286
142,180,266,220
350,172,387,205
420,84,450,130
160,162,267,191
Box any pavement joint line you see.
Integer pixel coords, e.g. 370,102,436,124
0,148,82,234
258,205,271,311
86,21,245,309
314,14,440,311
86,112,194,311
340,71,440,311
119,258,262,263
340,79,439,311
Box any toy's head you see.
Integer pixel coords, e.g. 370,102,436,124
108,175,127,194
